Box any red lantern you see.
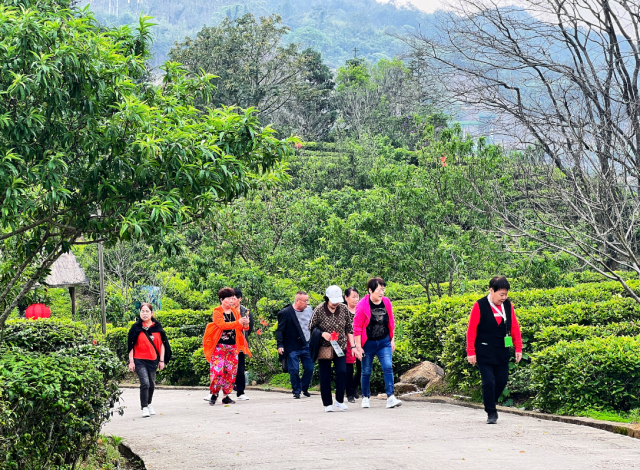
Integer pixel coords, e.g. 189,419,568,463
25,303,51,320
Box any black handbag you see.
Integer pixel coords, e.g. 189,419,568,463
280,352,288,373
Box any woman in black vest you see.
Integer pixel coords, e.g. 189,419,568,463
466,276,522,424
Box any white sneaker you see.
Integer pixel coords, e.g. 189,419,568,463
147,404,155,415
334,400,348,411
361,397,370,408
204,393,212,402
324,405,334,412
142,407,150,418
386,395,402,408
236,394,249,401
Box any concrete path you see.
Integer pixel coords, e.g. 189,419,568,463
104,388,640,470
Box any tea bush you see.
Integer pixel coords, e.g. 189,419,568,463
157,337,202,385
154,309,211,328
531,336,640,413
534,322,640,351
3,318,90,352
0,320,122,470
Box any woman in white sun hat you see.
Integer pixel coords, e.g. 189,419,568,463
309,285,354,412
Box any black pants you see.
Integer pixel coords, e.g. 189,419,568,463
318,355,347,406
477,362,509,414
134,359,158,409
346,359,362,397
236,352,246,396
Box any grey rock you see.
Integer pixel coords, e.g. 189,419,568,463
394,382,419,395
400,361,444,388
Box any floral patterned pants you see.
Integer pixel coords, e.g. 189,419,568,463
209,343,239,396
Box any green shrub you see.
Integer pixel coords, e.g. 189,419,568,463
154,309,211,328
161,297,182,310
406,290,640,364
437,298,640,394
102,327,129,362
0,319,123,470
3,318,90,352
157,337,202,385
0,352,121,470
531,336,640,413
534,322,640,351
163,274,215,310
191,347,210,386
163,326,188,340
517,298,640,341
269,372,292,388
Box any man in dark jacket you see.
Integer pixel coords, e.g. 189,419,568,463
276,291,314,398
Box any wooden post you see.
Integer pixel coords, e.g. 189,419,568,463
98,243,107,334
69,286,76,321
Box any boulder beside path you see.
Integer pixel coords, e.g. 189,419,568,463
399,361,444,389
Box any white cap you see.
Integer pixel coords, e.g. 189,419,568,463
325,285,343,304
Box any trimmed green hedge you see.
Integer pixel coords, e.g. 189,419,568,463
192,347,209,386
0,319,123,470
103,327,129,362
534,322,640,351
405,283,640,362
3,318,91,352
531,336,640,413
154,309,210,328
431,297,640,397
157,337,202,385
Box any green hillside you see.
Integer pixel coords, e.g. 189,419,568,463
80,0,433,67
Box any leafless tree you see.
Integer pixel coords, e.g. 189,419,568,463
399,0,640,301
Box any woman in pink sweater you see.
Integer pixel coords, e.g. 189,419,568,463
352,277,402,409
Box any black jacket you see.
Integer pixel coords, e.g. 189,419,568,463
275,304,307,355
308,326,324,363
127,319,172,364
475,296,512,365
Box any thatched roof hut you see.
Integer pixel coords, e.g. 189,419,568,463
44,252,89,288
44,252,89,318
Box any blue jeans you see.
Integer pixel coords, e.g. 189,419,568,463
361,335,395,397
287,346,314,394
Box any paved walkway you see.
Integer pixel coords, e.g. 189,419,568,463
104,388,640,469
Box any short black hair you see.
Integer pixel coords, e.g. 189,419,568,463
343,287,359,303
489,276,510,292
367,277,386,294
234,288,243,299
218,287,236,301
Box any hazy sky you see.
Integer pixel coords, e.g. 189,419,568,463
379,0,450,13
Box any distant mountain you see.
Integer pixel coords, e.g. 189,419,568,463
80,0,434,68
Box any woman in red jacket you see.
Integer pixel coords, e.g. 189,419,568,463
466,276,523,424
202,288,251,406
127,303,171,418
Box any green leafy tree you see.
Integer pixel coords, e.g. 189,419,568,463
170,13,336,140
334,58,437,146
0,0,293,328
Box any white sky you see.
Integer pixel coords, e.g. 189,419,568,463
378,0,450,13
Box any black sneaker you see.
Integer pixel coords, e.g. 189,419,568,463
293,393,301,399
347,396,355,403
302,390,310,397
486,412,498,424
222,396,236,405
209,394,218,406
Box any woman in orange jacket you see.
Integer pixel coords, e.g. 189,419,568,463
203,287,251,406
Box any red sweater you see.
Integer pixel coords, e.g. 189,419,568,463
466,301,523,355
